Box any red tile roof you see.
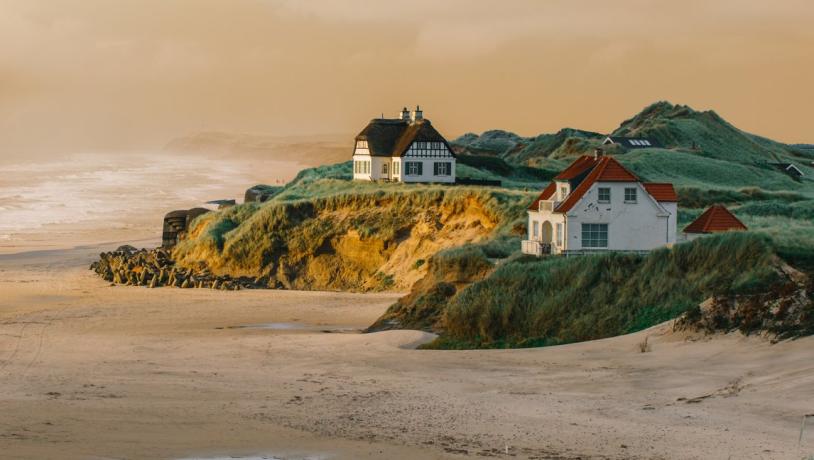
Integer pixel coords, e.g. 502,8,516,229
555,156,639,212
643,183,678,202
553,155,598,180
683,205,747,234
527,182,556,210
527,154,677,214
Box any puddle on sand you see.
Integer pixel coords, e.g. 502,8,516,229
227,322,359,333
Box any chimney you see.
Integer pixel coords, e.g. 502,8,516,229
594,148,604,159
400,107,410,122
411,105,423,122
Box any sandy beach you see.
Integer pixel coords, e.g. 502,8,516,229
1,242,812,460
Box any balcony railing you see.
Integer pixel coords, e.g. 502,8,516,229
538,200,560,212
521,240,552,256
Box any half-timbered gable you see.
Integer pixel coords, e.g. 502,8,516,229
352,106,456,183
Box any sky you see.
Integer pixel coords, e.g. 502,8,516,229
1,0,813,161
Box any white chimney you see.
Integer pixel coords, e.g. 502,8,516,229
400,107,410,122
411,105,423,122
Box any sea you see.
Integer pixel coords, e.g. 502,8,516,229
0,153,301,254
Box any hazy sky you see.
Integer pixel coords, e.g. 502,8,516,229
1,0,813,160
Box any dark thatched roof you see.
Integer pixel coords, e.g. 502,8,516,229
355,119,454,157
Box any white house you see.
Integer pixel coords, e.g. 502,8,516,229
352,106,456,183
521,152,678,256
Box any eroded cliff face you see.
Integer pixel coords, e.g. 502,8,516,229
674,262,814,339
172,192,506,292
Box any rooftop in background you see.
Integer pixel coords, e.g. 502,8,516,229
683,205,748,234
603,136,662,149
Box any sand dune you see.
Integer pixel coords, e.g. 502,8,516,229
1,244,813,459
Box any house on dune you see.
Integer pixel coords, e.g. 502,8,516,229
522,151,678,256
352,106,456,184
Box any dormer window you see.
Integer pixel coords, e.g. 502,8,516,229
356,140,368,149
560,186,568,200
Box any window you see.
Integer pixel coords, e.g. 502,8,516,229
556,223,563,246
598,187,611,203
382,163,389,175
560,186,568,199
356,140,368,149
354,161,358,174
434,162,451,176
581,223,608,248
406,161,422,176
393,162,399,175
532,221,539,239
624,187,637,203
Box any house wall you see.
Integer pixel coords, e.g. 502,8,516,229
564,181,676,252
526,209,566,254
353,152,393,181
400,143,455,184
352,142,454,183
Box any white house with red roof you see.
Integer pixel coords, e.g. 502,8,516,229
522,152,678,255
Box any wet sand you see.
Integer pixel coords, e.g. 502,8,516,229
1,244,813,459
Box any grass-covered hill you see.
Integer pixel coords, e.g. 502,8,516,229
172,164,531,291
163,100,814,349
396,234,812,349
454,102,814,189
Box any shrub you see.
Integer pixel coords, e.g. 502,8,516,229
429,232,782,349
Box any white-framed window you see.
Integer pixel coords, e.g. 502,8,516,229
598,187,611,203
393,162,399,175
382,163,389,175
624,187,637,203
532,221,539,239
406,161,422,176
356,140,368,149
354,161,358,174
581,223,608,248
560,186,568,199
433,162,451,176
556,223,563,246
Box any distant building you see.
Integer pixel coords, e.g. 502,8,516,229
603,136,661,149
522,152,677,256
162,208,210,248
682,205,747,241
352,106,456,183
769,162,804,179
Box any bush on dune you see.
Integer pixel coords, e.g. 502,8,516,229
429,233,785,349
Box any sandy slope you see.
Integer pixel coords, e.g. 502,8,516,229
1,245,813,460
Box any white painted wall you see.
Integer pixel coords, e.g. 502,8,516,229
352,141,455,183
400,143,455,183
352,153,392,181
564,181,676,251
526,209,566,254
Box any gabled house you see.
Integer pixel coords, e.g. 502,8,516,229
682,205,747,240
521,153,677,256
352,106,456,183
603,136,661,149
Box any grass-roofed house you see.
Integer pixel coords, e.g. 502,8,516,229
522,151,678,256
352,106,456,183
